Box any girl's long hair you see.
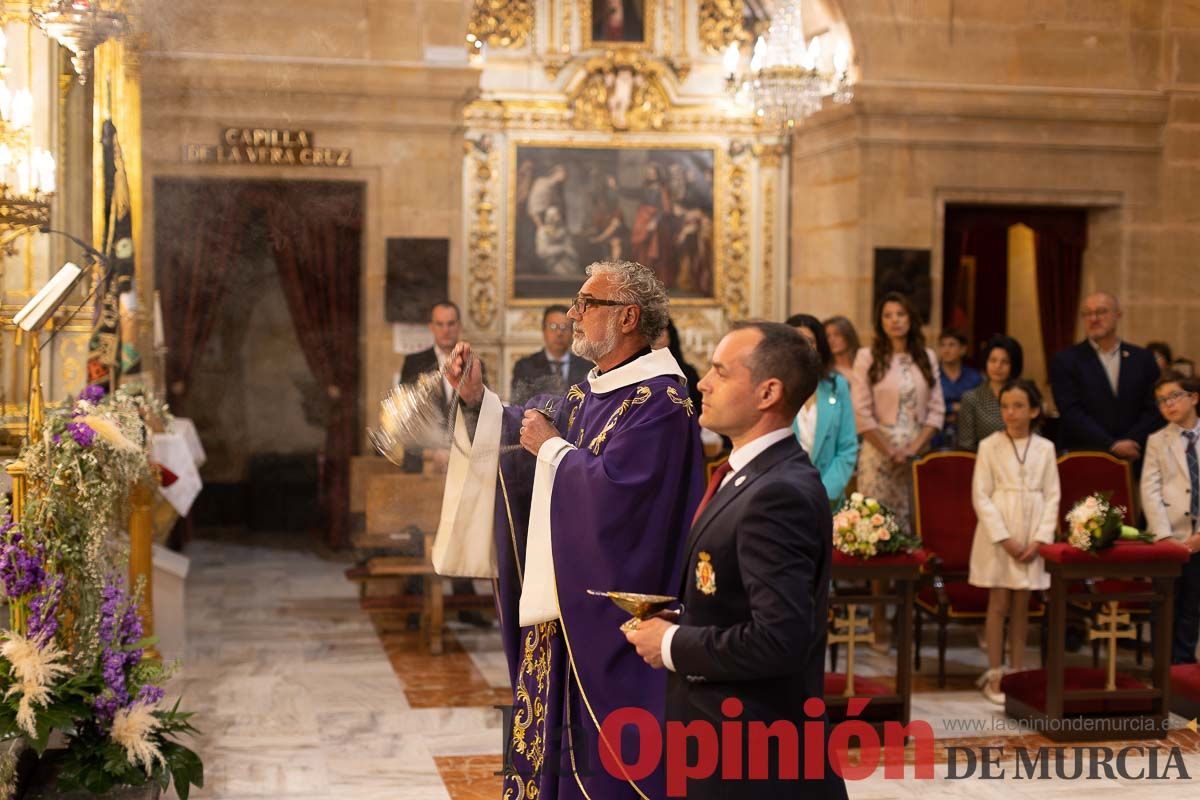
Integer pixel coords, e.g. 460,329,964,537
868,292,935,387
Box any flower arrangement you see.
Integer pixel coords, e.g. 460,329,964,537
0,520,202,797
0,384,202,798
1064,492,1154,552
832,492,920,559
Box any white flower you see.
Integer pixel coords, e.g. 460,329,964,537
1,633,71,738
850,492,864,505
111,703,167,775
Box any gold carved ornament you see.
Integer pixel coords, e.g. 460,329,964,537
587,385,652,455
698,0,747,54
466,137,499,329
507,621,557,800
721,142,751,321
567,52,670,133
468,0,534,52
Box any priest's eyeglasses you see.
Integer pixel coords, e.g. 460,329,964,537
571,295,628,315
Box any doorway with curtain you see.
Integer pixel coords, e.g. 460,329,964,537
942,205,1088,398
153,179,363,549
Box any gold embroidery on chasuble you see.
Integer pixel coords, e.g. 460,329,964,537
666,386,694,416
508,621,558,799
587,386,652,455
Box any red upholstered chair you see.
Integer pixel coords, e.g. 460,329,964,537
1056,452,1150,664
911,451,1045,687
1169,664,1200,722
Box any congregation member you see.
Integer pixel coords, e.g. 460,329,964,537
1049,291,1161,464
440,260,705,799
509,304,592,405
823,315,862,385
1141,373,1200,664
851,292,945,526
787,313,859,503
934,328,981,448
1147,341,1174,374
968,379,1060,705
957,335,1024,452
624,322,847,800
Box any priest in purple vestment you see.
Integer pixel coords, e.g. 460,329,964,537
434,260,706,799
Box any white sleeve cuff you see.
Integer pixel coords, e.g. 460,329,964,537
661,624,680,672
537,436,575,467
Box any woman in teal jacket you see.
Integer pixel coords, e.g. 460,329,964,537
787,314,860,504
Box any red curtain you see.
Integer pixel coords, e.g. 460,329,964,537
1032,219,1087,371
156,180,363,549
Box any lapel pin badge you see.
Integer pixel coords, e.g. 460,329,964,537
696,551,717,595
734,474,747,487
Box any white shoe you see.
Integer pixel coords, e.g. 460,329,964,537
976,668,1006,706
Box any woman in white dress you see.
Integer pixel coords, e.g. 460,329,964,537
968,379,1060,705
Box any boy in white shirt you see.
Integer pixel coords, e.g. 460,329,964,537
1142,373,1200,663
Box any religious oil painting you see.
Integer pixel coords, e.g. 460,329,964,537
510,142,719,303
583,0,655,48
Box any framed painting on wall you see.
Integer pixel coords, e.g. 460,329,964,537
581,0,656,50
509,141,719,304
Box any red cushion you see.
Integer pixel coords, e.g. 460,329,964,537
1001,667,1153,714
832,548,930,568
1057,453,1135,526
824,673,892,697
1170,664,1200,702
1039,540,1191,565
912,454,977,571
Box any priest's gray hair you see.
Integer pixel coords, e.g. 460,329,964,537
585,260,670,344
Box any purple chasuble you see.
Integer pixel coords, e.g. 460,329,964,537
493,368,705,799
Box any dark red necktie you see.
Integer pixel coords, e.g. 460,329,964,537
692,460,734,527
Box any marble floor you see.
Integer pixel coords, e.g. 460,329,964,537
175,531,1200,799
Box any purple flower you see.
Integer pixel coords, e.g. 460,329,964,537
0,528,47,599
80,384,107,404
26,575,63,645
66,422,96,448
93,578,149,728
136,684,164,706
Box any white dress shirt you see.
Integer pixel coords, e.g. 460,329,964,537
661,426,796,671
544,349,570,381
795,399,818,454
1090,338,1122,395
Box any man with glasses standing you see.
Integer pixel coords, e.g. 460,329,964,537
436,260,706,800
1050,291,1162,466
509,304,594,405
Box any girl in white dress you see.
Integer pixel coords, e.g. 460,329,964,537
968,379,1060,705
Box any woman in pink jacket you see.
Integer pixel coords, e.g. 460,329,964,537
852,292,946,528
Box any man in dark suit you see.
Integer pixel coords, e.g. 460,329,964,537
399,300,486,473
509,304,593,405
1050,291,1162,463
625,322,847,799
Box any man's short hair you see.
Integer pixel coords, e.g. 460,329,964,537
1154,370,1200,395
543,304,569,325
731,320,820,418
939,329,968,345
430,300,460,321
584,261,669,343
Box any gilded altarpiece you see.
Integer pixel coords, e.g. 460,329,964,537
463,0,787,399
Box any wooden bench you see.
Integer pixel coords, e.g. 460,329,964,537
345,469,492,654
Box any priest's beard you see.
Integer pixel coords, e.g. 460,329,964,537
572,314,621,363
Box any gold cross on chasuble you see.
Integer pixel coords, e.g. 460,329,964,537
1087,601,1136,691
828,604,875,695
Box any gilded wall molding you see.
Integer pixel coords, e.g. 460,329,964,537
468,0,535,51
721,141,751,321
698,0,746,55
761,171,774,315
466,136,501,330
566,52,670,132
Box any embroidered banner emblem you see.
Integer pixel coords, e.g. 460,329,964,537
696,551,717,595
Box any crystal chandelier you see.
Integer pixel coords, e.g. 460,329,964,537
0,25,55,252
723,0,853,130
35,0,127,85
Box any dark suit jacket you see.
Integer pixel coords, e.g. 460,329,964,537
509,350,593,405
1050,340,1162,454
398,347,487,473
667,436,847,799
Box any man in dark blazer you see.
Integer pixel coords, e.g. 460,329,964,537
509,304,593,405
399,300,486,473
1050,291,1162,463
625,322,847,800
